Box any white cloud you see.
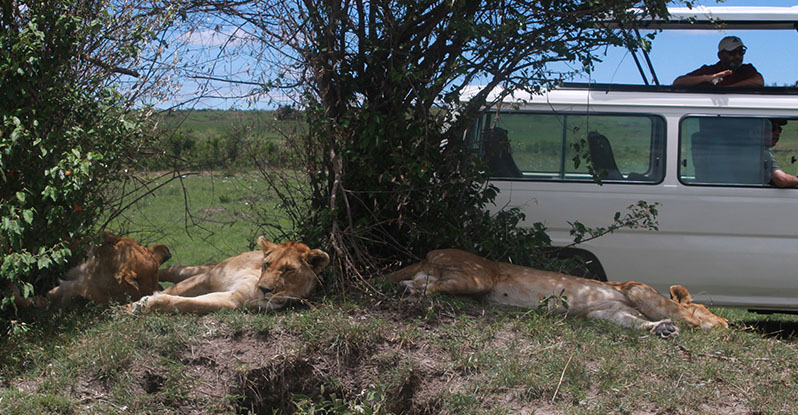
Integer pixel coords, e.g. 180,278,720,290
177,28,255,47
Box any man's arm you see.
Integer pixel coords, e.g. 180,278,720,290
771,169,798,188
673,70,732,86
726,72,764,87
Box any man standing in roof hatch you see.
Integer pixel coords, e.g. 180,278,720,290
673,36,764,87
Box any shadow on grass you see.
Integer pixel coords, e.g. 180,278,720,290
742,319,798,340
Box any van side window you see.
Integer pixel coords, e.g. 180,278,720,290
678,117,793,187
477,113,665,183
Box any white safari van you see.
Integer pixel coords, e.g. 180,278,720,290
471,7,798,312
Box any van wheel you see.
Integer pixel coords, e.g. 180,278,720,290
544,248,607,281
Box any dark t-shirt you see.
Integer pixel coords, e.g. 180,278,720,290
685,62,761,86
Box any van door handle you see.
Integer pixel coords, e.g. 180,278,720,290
681,159,687,167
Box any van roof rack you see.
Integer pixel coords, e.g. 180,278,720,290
640,6,798,30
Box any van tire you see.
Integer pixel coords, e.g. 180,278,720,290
544,248,607,281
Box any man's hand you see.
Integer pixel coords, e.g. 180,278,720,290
709,70,733,84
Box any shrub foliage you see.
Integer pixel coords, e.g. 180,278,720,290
0,0,157,325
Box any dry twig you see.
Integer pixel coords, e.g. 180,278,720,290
551,354,574,403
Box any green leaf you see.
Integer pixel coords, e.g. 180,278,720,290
21,282,33,298
42,185,57,201
36,255,52,270
21,209,33,224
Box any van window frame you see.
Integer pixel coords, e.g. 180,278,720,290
676,114,790,188
478,110,667,185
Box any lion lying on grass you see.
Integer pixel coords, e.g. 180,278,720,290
48,232,172,306
387,249,728,337
126,237,330,313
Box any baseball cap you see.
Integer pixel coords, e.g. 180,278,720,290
718,36,745,52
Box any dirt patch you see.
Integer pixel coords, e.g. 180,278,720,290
237,356,317,414
114,302,463,414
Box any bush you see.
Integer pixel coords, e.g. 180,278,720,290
0,1,148,331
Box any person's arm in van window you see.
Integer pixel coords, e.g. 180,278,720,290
771,169,798,188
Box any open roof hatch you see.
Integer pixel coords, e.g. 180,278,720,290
618,6,798,86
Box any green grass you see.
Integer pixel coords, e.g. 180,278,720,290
1,297,795,415
154,109,302,142
107,172,294,265
146,109,305,172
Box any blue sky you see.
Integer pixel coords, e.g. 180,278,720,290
576,0,798,86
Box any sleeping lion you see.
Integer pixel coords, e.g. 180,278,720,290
127,237,330,313
387,249,728,337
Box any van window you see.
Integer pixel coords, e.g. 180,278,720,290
679,117,798,186
477,112,665,183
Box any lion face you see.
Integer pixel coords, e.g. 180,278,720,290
670,285,729,329
686,303,729,329
255,237,330,309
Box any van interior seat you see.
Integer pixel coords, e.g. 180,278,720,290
484,127,523,178
587,132,625,180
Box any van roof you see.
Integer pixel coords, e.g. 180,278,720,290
461,83,798,115
634,6,798,30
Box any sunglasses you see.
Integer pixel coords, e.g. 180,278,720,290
725,46,747,56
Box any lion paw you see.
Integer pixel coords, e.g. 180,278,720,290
123,296,149,315
398,280,420,296
398,272,440,297
650,319,679,338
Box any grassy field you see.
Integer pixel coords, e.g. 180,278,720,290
0,291,795,414
107,172,285,266
154,109,302,143
147,109,304,172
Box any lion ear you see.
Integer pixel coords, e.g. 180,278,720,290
669,285,693,304
102,231,121,244
305,249,330,274
149,244,172,265
257,236,278,252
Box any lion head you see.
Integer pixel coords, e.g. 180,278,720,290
255,237,330,309
670,285,729,329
